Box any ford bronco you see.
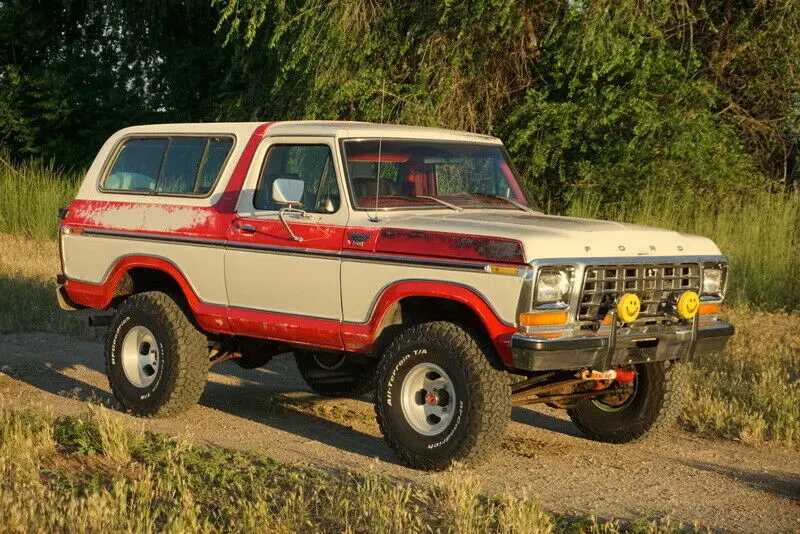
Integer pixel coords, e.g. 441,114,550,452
57,121,734,469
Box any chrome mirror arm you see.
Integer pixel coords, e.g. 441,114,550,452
278,205,306,242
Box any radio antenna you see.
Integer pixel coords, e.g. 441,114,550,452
369,81,386,222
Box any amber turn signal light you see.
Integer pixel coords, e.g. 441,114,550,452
698,303,719,316
485,265,524,276
519,311,568,326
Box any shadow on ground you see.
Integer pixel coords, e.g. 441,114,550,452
3,340,396,464
678,458,800,501
3,327,585,463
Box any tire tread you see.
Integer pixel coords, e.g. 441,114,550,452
375,321,510,470
105,291,208,417
569,361,688,443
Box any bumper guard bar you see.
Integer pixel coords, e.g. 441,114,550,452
510,319,734,372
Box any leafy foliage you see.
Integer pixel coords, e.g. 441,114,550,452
0,0,232,168
213,0,800,207
1,0,799,204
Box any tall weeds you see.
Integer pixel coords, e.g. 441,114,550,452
0,154,80,241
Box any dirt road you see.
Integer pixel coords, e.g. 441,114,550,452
1,331,797,533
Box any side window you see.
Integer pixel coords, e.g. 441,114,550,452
104,138,168,192
197,138,234,194
157,138,206,194
254,144,340,213
103,136,234,196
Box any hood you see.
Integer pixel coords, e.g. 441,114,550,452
378,210,722,262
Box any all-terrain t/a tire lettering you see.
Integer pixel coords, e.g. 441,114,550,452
375,321,510,470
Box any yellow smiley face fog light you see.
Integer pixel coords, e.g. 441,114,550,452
676,290,700,319
616,293,641,323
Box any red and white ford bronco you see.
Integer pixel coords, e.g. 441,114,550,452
57,121,734,469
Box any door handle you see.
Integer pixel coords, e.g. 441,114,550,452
235,223,256,234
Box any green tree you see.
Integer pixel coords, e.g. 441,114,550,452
214,0,800,207
0,0,232,168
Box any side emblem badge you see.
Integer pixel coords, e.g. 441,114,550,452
348,232,372,247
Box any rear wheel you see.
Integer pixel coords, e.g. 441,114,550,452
568,361,688,443
106,291,208,417
375,321,510,470
294,351,377,397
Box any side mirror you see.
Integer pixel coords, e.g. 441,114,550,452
272,178,304,206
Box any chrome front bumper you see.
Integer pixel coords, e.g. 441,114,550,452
510,320,734,372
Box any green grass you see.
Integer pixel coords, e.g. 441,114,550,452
683,308,800,444
0,406,706,533
0,154,80,241
566,187,800,311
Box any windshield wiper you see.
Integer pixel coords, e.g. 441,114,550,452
380,195,464,213
416,195,464,213
465,193,535,213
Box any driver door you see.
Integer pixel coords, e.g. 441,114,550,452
224,137,348,350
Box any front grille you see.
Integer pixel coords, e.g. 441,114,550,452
579,263,701,321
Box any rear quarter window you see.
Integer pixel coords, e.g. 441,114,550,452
102,136,234,196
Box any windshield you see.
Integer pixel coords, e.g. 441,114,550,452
341,140,533,210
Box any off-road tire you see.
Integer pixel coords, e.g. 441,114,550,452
375,321,510,470
105,291,208,417
294,351,376,397
568,361,688,443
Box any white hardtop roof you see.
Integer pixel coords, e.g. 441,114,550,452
116,120,502,144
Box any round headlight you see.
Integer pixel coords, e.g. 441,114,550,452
535,269,572,304
702,268,723,295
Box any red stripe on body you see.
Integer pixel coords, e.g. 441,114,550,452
226,308,343,350
375,228,525,265
227,219,346,252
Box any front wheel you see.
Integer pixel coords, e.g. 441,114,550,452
375,322,510,470
568,361,688,443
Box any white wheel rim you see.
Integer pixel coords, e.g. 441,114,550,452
400,362,456,436
121,326,160,388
